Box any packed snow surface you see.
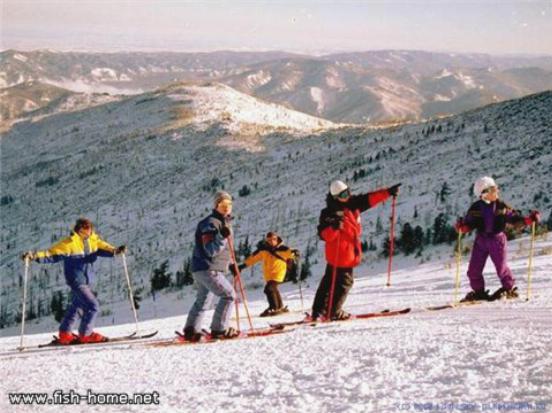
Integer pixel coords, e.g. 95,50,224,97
1,234,551,412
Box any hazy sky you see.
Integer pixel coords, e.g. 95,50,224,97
2,0,551,55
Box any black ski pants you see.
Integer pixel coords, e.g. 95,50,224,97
264,280,284,310
312,264,354,318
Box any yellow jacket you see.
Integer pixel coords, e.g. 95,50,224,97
243,242,296,283
36,231,115,286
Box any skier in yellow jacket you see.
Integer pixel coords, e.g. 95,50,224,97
239,232,299,317
21,218,125,344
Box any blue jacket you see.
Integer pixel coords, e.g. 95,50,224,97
35,231,115,287
192,210,233,273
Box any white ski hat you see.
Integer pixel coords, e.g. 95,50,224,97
330,180,349,196
473,176,497,197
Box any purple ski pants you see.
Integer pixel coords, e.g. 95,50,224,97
467,232,515,291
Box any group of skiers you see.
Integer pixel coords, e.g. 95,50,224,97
21,176,541,343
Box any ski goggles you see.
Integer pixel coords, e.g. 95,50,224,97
336,189,351,199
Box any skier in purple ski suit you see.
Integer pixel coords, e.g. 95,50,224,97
455,176,540,301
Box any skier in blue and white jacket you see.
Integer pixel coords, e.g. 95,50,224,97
183,191,239,341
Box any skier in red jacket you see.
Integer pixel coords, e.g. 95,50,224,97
311,180,400,320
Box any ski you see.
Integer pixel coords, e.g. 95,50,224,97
149,325,289,348
0,331,159,359
269,308,411,328
37,330,159,348
427,292,520,311
426,301,484,311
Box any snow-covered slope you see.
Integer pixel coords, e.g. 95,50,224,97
1,234,550,412
0,89,550,336
163,82,338,135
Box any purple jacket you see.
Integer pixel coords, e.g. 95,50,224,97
463,200,524,235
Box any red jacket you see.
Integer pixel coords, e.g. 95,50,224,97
319,189,390,268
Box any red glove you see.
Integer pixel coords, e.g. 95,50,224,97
524,210,541,225
455,219,471,234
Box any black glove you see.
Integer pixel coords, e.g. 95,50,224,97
238,263,247,271
388,183,402,197
229,263,240,277
330,216,344,230
291,249,300,257
220,226,231,239
115,245,127,255
21,251,35,261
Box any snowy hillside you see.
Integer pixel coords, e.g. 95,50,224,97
0,89,551,335
1,233,550,412
162,82,338,135
0,81,122,131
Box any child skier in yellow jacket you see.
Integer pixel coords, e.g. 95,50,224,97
239,232,299,317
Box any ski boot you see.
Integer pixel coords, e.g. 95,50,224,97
490,286,519,301
259,308,278,317
275,306,289,315
210,327,240,340
460,289,491,303
78,331,108,344
181,327,206,343
57,331,79,345
331,309,352,321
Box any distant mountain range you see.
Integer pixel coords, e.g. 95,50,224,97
2,49,552,125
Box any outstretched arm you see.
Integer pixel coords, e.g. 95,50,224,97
34,238,73,263
96,236,116,257
350,184,400,213
243,250,265,268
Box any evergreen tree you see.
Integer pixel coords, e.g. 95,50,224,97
50,291,65,322
238,185,251,197
413,225,424,248
399,222,416,255
375,216,383,235
381,236,397,257
432,213,449,244
299,253,312,281
176,258,193,287
151,260,172,292
440,181,451,203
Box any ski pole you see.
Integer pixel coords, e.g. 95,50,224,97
453,232,463,304
18,257,30,351
228,236,254,331
233,276,241,331
386,195,397,287
526,221,536,301
297,258,304,312
326,235,341,320
121,253,140,335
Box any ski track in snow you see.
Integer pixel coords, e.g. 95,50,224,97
1,235,551,413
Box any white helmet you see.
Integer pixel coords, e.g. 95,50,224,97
473,176,497,197
330,180,348,196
